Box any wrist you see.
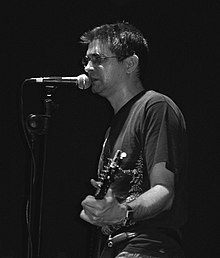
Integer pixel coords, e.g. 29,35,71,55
122,203,135,227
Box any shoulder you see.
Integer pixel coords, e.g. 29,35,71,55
139,90,182,112
134,91,185,124
134,90,172,111
139,90,173,106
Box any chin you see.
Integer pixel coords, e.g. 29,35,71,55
91,81,103,94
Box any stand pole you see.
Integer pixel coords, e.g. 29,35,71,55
25,85,57,258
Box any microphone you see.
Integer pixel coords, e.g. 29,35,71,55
29,74,91,89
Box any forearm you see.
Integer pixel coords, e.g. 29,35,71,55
127,184,174,221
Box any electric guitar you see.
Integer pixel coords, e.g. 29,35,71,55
94,150,129,235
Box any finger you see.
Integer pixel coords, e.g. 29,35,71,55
80,210,96,224
80,210,92,223
81,196,103,215
90,179,102,189
80,209,103,226
81,195,93,207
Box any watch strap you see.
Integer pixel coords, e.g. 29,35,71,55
123,204,135,227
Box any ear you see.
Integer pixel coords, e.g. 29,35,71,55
125,54,139,74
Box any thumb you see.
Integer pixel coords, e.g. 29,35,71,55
104,188,115,202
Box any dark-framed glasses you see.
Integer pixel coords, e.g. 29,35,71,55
82,53,118,66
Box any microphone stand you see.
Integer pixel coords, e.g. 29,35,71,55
25,85,57,258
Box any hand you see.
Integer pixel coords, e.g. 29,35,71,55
80,181,126,226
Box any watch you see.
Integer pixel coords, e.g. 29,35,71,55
123,204,135,227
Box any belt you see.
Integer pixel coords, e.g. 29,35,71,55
107,232,137,248
107,232,163,248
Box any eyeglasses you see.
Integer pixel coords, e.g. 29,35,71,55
82,53,118,66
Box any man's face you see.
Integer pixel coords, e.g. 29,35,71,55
84,39,125,98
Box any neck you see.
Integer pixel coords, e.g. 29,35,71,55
108,81,144,114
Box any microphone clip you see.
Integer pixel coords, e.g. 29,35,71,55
25,85,58,138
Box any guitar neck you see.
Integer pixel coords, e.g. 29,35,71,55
94,150,127,200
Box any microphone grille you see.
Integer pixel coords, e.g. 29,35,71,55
78,74,91,90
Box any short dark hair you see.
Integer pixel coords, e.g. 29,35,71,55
80,21,149,79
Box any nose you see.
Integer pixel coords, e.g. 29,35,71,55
84,61,94,73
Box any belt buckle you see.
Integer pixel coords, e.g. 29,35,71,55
107,232,137,248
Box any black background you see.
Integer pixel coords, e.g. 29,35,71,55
1,0,219,257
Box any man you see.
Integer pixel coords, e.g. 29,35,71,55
80,22,187,258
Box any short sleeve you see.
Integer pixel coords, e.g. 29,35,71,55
142,101,185,176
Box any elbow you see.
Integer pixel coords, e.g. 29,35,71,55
153,184,175,211
163,186,175,211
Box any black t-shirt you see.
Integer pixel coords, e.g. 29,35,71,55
98,90,188,254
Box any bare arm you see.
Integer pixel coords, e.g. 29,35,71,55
80,162,175,226
128,161,175,221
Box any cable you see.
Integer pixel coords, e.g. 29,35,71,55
19,79,37,258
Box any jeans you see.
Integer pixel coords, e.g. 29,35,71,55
101,250,183,258
100,244,184,258
115,252,159,257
